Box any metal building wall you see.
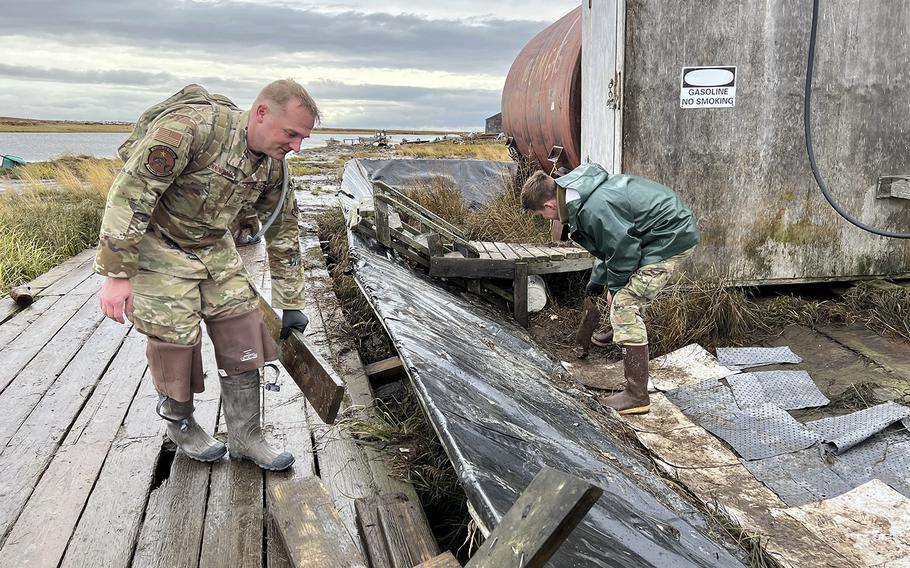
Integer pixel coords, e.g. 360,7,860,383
584,0,910,284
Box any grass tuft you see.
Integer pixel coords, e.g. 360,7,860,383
336,389,481,557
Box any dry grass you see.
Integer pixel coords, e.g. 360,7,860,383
397,140,510,161
336,389,481,558
315,208,396,364
403,173,552,244
0,156,117,292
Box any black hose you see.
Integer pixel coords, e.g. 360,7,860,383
804,0,910,238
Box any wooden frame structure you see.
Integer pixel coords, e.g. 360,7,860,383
349,182,594,326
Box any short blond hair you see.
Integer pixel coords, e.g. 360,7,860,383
520,170,557,211
255,79,321,124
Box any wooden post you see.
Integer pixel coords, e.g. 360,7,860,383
464,466,602,568
425,233,446,257
375,198,392,248
512,261,529,328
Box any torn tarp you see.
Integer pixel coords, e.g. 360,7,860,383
348,232,742,567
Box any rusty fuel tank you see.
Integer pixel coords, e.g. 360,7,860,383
502,7,582,172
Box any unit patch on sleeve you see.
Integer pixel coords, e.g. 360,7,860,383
146,145,178,177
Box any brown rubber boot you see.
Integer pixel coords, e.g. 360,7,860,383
602,344,651,415
591,329,614,347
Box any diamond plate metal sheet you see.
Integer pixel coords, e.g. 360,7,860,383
716,346,802,370
697,402,821,460
728,371,830,410
807,402,910,454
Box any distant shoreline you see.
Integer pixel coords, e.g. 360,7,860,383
0,117,462,135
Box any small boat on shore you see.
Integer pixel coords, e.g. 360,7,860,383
1,154,26,170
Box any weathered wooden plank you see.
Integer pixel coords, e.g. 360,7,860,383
0,291,91,394
259,295,345,425
480,242,505,260
0,332,147,567
0,299,17,326
39,254,96,297
377,498,439,568
0,293,104,448
130,334,222,568
199,458,264,568
268,478,367,568
527,257,595,275
464,466,603,568
355,495,400,568
359,496,439,568
506,243,541,261
375,198,392,247
364,357,405,383
60,436,162,568
0,317,130,546
429,257,515,279
60,371,164,568
513,261,529,327
415,552,461,568
492,242,520,260
6,249,96,307
537,246,566,261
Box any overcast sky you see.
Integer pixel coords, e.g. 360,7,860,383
0,1,579,131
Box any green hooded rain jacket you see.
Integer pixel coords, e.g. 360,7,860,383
556,163,699,293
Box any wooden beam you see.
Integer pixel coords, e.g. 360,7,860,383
512,262,529,327
363,356,405,383
258,296,345,424
268,478,367,568
415,552,462,568
429,257,515,280
464,466,602,568
355,494,439,568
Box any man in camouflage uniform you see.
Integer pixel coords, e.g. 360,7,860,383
95,80,319,470
521,163,699,415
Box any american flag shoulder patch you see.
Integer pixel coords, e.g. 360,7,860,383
152,127,184,147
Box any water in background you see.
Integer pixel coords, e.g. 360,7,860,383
0,131,434,162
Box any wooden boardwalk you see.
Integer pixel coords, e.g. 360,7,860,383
0,182,414,567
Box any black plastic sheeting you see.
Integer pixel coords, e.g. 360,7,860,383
341,158,515,208
348,231,742,567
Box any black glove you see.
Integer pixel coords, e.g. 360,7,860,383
585,281,606,297
280,309,309,339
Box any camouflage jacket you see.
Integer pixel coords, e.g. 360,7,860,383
93,104,305,309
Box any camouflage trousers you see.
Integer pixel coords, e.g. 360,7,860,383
596,247,695,346
131,269,259,345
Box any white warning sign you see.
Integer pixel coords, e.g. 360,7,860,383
680,66,736,108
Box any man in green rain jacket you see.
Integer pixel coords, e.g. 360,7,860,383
521,163,699,414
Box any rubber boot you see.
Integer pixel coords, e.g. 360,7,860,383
219,370,294,471
602,344,651,415
157,396,227,462
591,329,614,347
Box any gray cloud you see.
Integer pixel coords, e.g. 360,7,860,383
2,1,553,74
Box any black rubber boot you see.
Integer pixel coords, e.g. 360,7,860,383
219,370,294,471
602,344,651,415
